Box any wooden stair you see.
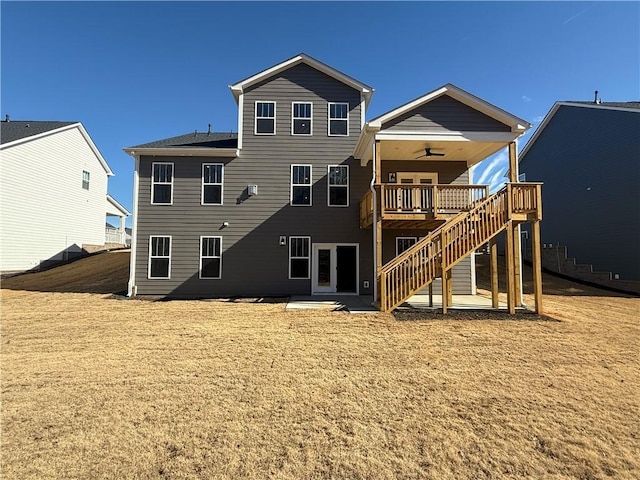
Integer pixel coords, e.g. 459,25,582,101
378,183,542,312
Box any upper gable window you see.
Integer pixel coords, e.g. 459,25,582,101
82,170,90,190
152,162,173,205
202,163,223,205
255,101,275,135
329,103,349,136
292,102,312,135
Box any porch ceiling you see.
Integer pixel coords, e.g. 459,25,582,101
379,139,508,166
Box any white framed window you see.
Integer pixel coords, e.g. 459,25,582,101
292,102,312,135
202,163,223,205
396,237,417,256
151,162,173,205
255,101,275,135
289,236,310,279
82,170,90,190
328,165,349,207
148,236,171,279
200,236,222,279
329,102,349,136
290,164,312,206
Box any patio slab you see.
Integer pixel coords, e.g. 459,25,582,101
286,295,377,314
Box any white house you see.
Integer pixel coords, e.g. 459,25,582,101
0,118,128,272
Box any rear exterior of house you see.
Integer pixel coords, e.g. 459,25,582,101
126,54,543,312
519,101,640,283
0,121,121,272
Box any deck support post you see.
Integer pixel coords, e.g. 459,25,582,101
428,282,433,307
505,220,516,314
508,141,523,307
489,237,499,308
446,269,453,307
531,220,543,314
441,268,448,314
375,140,383,302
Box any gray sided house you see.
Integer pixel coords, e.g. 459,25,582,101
126,53,542,312
519,100,640,283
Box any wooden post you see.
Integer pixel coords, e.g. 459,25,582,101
531,220,543,314
505,221,516,314
428,282,433,307
441,268,448,314
508,141,523,307
375,140,383,301
447,269,453,306
489,237,499,308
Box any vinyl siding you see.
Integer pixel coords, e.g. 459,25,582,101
519,105,640,280
382,95,511,132
134,63,372,297
0,127,108,271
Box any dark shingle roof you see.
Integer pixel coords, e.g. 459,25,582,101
130,132,238,149
566,101,640,110
0,120,77,145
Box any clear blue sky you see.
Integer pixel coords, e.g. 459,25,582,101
2,1,638,225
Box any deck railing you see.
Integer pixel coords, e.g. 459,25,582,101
380,184,489,214
378,183,542,312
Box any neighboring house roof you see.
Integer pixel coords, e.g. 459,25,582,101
0,120,76,144
0,120,114,176
368,83,531,131
519,100,640,160
124,131,238,157
106,194,130,217
229,53,374,105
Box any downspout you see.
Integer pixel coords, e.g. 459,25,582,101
127,152,140,297
370,140,378,303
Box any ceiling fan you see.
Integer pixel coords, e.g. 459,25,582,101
415,147,445,159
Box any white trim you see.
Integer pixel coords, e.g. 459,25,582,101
201,163,224,205
123,147,237,157
311,243,360,295
229,53,373,104
368,83,531,131
237,93,244,149
151,162,174,205
328,102,349,137
291,101,313,136
360,94,366,130
327,164,349,207
255,100,276,135
374,130,522,143
1,122,114,176
199,236,223,280
127,155,140,296
107,194,130,217
395,236,418,256
289,236,311,279
290,164,312,206
147,235,172,279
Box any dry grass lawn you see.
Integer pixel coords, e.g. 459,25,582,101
1,250,639,479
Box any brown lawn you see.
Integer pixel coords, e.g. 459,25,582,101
1,251,639,479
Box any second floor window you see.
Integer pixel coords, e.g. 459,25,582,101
292,102,312,135
328,165,349,206
202,163,223,205
291,165,312,206
255,101,275,135
329,103,349,136
152,163,173,204
82,170,90,190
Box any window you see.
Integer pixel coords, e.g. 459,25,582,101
329,102,349,136
292,102,312,135
396,237,417,256
152,163,173,204
82,170,90,190
202,163,223,205
289,236,310,279
255,101,275,134
200,236,222,279
148,236,171,279
291,165,312,206
328,165,349,207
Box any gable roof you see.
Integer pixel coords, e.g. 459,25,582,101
0,120,114,176
106,194,130,217
368,83,531,132
229,53,374,105
0,120,76,145
519,100,640,160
